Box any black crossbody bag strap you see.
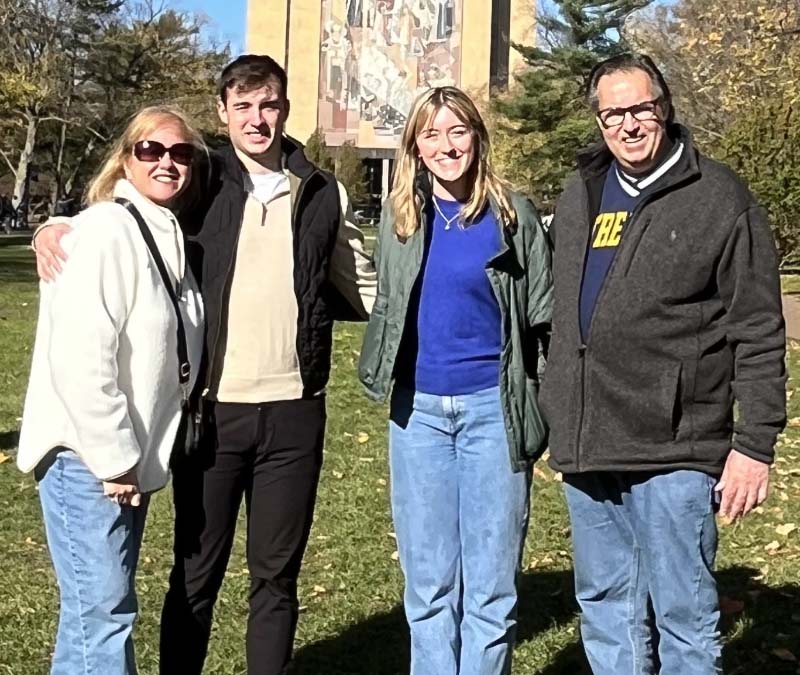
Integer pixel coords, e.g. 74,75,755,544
115,198,190,399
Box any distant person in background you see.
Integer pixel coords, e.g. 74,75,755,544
359,86,552,675
0,194,11,233
18,105,206,675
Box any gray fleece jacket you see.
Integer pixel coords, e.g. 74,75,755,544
540,125,786,475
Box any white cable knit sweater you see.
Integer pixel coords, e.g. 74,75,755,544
17,180,204,493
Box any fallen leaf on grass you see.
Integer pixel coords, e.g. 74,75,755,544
332,470,344,479
765,540,781,555
0,452,10,465
771,648,797,662
776,523,797,537
787,417,800,428
533,467,549,481
391,551,399,561
357,432,370,444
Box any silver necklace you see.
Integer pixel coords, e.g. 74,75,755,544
432,196,460,231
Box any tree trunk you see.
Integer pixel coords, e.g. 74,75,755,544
50,119,69,211
64,136,97,200
12,114,39,228
50,91,74,212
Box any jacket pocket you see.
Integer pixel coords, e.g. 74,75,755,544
523,377,549,460
586,359,683,446
358,306,388,388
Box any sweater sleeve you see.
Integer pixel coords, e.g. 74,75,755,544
717,205,786,464
47,208,143,481
327,181,377,320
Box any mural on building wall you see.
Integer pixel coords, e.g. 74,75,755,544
318,0,462,148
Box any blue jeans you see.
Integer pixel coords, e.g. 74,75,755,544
563,470,721,675
37,450,149,675
389,386,531,675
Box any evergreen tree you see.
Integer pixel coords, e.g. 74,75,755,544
334,141,368,206
492,0,653,210
304,127,335,172
304,131,367,205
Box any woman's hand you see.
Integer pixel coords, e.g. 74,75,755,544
103,469,142,507
34,221,72,281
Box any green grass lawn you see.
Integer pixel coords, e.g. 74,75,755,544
782,274,800,296
1,243,799,674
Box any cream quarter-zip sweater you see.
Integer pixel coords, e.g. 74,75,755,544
18,180,204,493
209,172,376,404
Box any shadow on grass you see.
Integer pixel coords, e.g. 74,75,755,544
536,566,800,675
0,234,33,248
294,566,800,674
0,429,19,451
718,567,800,675
292,569,579,675
0,246,36,283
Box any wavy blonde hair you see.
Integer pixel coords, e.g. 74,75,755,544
84,105,207,210
391,87,515,239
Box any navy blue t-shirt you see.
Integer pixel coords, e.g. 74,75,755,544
579,166,645,340
394,197,503,395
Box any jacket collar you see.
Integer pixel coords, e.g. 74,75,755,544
576,123,701,185
214,135,318,186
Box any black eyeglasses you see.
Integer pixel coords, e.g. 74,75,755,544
596,99,662,129
133,140,196,166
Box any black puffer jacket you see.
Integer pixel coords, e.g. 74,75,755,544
540,125,786,475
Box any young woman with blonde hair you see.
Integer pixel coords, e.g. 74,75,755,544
359,86,552,673
18,105,205,674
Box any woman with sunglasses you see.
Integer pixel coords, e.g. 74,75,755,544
17,105,205,675
358,87,552,674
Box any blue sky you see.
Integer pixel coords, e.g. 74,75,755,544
170,0,673,57
174,0,247,55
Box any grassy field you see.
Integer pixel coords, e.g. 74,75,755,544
1,238,799,674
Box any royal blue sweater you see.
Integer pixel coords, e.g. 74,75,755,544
395,197,502,395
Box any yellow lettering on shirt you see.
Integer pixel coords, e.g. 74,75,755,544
592,211,628,248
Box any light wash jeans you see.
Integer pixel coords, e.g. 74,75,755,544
389,385,531,675
37,450,148,675
563,470,721,675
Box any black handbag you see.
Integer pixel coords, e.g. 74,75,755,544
115,198,200,462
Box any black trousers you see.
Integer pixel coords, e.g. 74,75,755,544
160,398,326,675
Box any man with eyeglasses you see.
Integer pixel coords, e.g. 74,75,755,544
539,53,786,674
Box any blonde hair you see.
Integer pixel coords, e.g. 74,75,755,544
84,105,207,210
391,87,516,239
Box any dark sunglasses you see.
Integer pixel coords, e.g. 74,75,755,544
133,140,196,166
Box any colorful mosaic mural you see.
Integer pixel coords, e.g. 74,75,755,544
318,0,463,148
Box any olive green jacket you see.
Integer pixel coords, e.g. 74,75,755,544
358,188,553,471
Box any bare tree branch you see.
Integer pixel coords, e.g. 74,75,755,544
0,147,17,177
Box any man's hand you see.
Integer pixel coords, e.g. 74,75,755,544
715,449,770,520
103,469,142,507
34,221,72,281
